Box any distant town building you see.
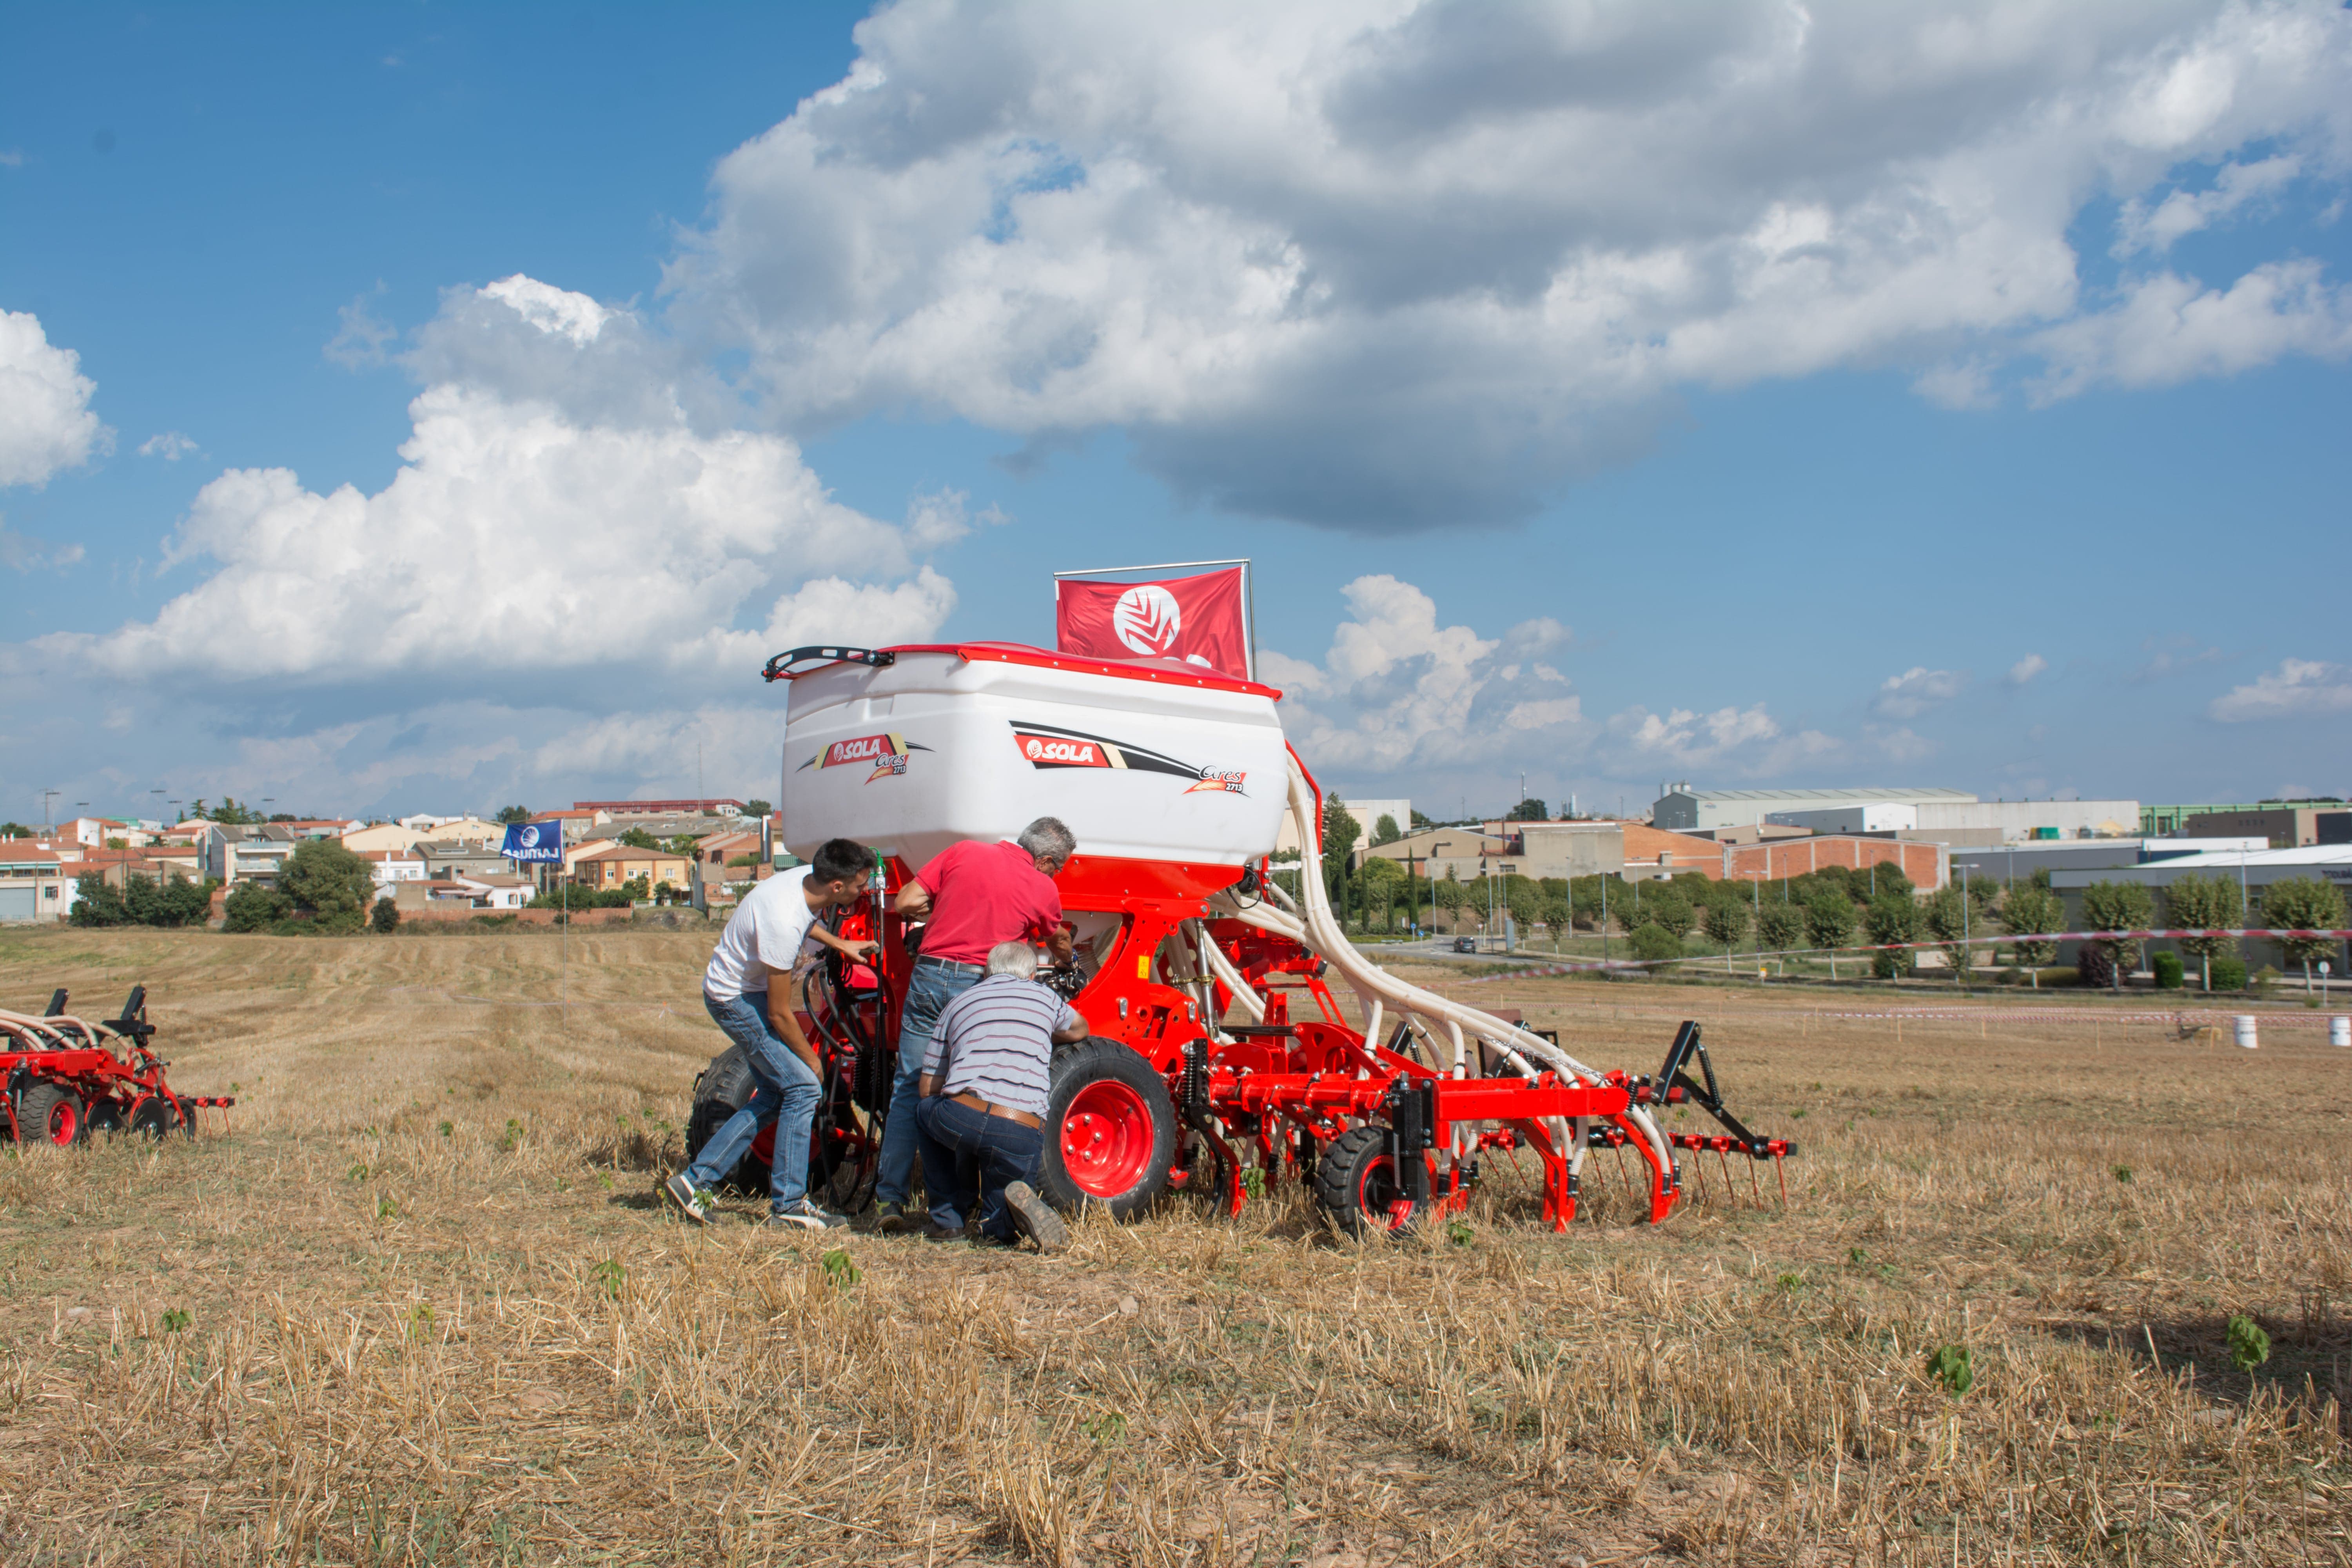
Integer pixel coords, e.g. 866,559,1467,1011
1655,784,2138,843
1653,786,1978,833
0,844,75,922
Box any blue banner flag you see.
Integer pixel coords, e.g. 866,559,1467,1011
501,820,564,864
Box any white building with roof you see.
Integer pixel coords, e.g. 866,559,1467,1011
1655,784,2138,842
1653,786,1979,833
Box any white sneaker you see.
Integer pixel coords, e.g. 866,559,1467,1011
661,1172,711,1225
765,1198,851,1231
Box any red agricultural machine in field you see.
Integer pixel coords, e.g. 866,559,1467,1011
1,987,233,1147
687,642,1793,1234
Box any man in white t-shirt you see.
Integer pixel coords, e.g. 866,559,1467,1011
662,837,875,1230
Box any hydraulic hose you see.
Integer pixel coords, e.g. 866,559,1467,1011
1272,757,1677,1184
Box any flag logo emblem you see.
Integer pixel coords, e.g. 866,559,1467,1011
1112,585,1182,656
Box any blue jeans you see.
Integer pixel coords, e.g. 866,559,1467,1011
874,959,982,1216
683,991,822,1212
916,1095,1044,1241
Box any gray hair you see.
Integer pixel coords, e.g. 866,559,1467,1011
1016,816,1076,865
984,940,1038,979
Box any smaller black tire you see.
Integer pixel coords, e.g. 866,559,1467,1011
1037,1041,1177,1220
685,1045,770,1195
86,1097,128,1138
1315,1124,1427,1239
19,1082,90,1147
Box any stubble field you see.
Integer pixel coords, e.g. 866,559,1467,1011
0,926,2345,1567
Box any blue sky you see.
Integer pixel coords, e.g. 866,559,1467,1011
3,1,2348,827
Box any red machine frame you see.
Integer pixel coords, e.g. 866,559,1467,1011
2,987,233,1147
724,642,1793,1233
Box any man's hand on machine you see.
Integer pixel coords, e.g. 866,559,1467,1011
1046,920,1075,963
812,928,879,961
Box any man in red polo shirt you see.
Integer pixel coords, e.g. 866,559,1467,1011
872,816,1076,1233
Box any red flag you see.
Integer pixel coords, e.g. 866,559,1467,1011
1055,568,1250,679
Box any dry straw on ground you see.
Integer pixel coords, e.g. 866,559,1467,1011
0,926,2344,1566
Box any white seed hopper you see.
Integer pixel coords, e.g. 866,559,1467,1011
778,643,1290,871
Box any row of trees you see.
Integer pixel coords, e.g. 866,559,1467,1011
1312,807,2346,992
2071,872,2347,991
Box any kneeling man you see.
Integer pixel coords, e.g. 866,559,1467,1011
914,940,1085,1250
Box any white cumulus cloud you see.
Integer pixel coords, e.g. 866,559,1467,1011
2113,154,2302,255
2005,653,2048,686
1269,574,1581,774
36,277,949,691
2207,658,2352,721
2030,259,2352,401
138,431,198,461
1872,666,1969,719
668,0,2352,530
0,309,109,486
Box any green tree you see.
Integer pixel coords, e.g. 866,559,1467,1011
1804,889,1857,977
124,875,209,927
1504,873,1545,935
1866,893,1919,978
2162,872,2242,991
665,834,702,858
1835,860,1914,902
1359,856,1406,931
1630,924,1682,964
280,839,381,931
2001,884,2063,985
1409,808,1433,829
1923,883,1976,985
69,875,129,927
1371,813,1402,847
1505,797,1548,822
1703,897,1750,953
616,826,661,850
1757,901,1805,955
370,896,400,933
494,805,532,824
221,884,290,933
1540,890,1571,943
743,799,771,817
1646,888,1695,939
1321,797,1361,870
193,796,264,826
2257,877,2348,982
2080,880,2158,990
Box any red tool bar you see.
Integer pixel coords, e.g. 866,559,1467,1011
1433,1077,1632,1131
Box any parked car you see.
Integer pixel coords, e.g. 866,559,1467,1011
1452,936,1476,953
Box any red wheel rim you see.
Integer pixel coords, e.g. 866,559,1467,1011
1356,1153,1412,1232
1060,1080,1154,1196
46,1098,79,1146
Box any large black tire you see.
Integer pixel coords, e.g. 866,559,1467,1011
19,1082,90,1147
1315,1125,1427,1240
686,1045,769,1195
1036,1041,1177,1220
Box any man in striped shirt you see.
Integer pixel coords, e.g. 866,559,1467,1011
914,940,1086,1250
